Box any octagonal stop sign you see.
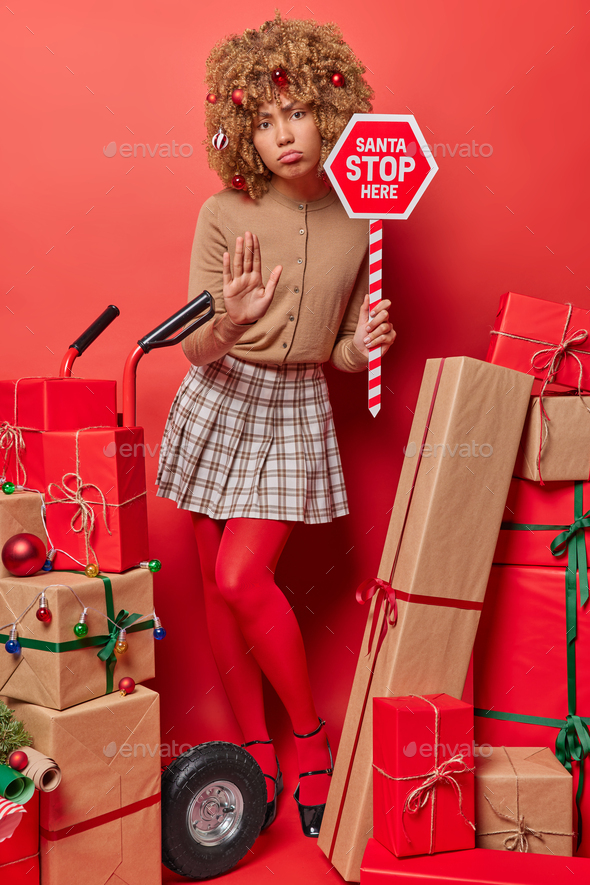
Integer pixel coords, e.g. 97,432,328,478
324,114,438,220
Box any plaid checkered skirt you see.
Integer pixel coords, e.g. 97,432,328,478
156,353,349,523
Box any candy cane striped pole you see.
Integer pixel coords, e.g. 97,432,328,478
368,220,383,417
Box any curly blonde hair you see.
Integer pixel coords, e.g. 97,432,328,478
203,9,374,199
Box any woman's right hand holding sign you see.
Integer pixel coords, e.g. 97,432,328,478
223,231,282,326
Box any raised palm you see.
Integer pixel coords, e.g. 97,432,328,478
223,231,282,325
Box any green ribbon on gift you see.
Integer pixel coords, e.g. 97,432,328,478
482,481,590,848
0,572,153,695
96,607,146,693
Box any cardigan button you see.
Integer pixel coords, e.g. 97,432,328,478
282,342,288,348
299,229,305,235
297,258,302,264
298,204,304,210
294,287,299,293
289,316,294,321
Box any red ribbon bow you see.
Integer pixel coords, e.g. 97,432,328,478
356,577,398,657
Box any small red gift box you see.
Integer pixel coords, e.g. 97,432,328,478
0,378,117,430
360,837,590,883
487,292,590,393
0,379,117,492
0,789,39,884
44,428,149,573
495,478,590,569
373,694,475,858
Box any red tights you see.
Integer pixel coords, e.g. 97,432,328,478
191,513,332,806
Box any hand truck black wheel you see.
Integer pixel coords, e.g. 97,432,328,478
161,741,267,880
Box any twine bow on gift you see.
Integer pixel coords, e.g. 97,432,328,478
482,796,547,853
47,471,111,569
45,427,146,571
491,303,590,483
478,748,574,852
372,695,476,854
0,421,27,486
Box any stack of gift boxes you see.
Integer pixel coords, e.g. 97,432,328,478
318,293,590,882
0,377,162,885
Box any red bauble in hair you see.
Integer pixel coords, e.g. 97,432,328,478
206,92,217,104
232,174,246,190
1,533,46,577
331,72,345,88
231,88,244,105
271,67,289,89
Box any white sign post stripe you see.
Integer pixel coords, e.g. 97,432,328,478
368,219,382,417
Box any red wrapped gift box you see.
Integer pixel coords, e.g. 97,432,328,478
373,694,475,858
486,292,590,393
0,379,118,491
473,564,590,856
44,428,149,573
0,378,117,431
495,478,590,569
360,837,590,883
0,789,39,884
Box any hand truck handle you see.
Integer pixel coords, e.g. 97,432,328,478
137,291,214,353
60,305,120,376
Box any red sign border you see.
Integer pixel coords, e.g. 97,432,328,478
324,113,438,220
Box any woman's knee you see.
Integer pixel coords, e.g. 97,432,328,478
214,559,243,606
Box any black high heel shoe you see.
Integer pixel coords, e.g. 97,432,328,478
292,718,333,838
241,738,283,831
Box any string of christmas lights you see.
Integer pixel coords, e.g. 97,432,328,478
0,583,165,655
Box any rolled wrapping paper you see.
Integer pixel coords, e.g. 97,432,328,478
17,746,62,792
0,796,25,842
0,764,34,804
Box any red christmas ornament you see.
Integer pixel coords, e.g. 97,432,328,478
8,750,28,771
331,72,345,88
232,174,246,190
1,533,46,577
36,606,52,623
206,92,217,104
231,88,244,105
271,67,289,89
119,676,136,696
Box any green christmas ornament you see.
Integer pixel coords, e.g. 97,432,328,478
1,482,15,496
74,622,89,638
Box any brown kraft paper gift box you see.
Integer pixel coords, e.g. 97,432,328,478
317,357,533,881
0,490,47,578
0,569,154,709
475,746,573,856
514,394,590,481
2,685,161,885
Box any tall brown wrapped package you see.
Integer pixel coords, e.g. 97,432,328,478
0,490,47,578
317,357,533,881
3,685,161,885
0,569,155,709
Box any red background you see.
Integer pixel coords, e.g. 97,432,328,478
1,2,589,882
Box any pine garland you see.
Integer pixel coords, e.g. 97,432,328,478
0,700,33,766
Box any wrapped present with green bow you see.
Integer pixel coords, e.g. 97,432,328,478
0,570,155,710
474,560,590,856
479,478,590,855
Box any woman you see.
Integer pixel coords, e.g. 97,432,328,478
157,10,396,838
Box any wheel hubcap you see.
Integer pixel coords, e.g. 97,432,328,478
187,780,244,846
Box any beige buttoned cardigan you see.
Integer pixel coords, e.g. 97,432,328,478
181,181,371,373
